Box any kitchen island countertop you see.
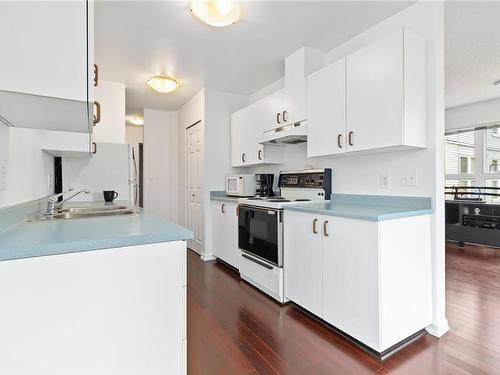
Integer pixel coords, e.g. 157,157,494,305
0,201,192,262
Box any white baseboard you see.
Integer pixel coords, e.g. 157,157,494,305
200,253,216,262
425,319,450,337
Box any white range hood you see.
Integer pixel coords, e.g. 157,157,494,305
259,122,308,145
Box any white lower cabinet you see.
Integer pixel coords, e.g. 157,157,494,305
211,201,239,269
283,211,323,317
284,210,432,353
0,241,186,374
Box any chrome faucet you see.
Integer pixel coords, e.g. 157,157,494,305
45,188,91,215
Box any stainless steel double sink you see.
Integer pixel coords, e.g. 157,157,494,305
29,204,136,222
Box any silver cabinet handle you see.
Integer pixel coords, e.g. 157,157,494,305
242,153,246,163
313,218,318,234
258,150,263,160
277,112,281,124
282,110,288,122
221,204,225,213
92,142,97,154
348,131,354,146
338,134,342,148
323,220,329,237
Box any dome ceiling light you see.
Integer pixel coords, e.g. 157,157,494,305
126,115,144,126
146,75,179,93
190,0,241,27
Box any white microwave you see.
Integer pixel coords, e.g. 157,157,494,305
226,174,256,197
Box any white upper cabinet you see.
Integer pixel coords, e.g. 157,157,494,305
231,93,284,167
271,48,325,129
92,81,126,144
0,1,94,133
306,29,426,158
346,29,426,152
307,58,347,157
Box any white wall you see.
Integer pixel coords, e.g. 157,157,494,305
176,89,246,258
446,97,500,132
144,109,178,221
238,2,448,337
203,89,247,257
93,80,126,143
62,143,131,202
0,126,53,208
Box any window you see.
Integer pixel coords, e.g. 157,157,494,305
445,128,500,202
445,131,475,175
485,127,500,172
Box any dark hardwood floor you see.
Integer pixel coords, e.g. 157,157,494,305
188,242,500,374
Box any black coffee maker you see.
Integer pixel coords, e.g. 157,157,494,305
255,174,274,197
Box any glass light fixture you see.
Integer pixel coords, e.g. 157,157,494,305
191,0,241,27
126,115,144,126
146,75,179,93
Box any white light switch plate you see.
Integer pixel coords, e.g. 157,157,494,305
401,170,417,186
380,173,390,189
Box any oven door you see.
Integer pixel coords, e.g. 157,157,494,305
238,205,283,266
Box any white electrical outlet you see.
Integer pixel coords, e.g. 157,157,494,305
401,170,417,186
380,173,390,189
0,163,6,191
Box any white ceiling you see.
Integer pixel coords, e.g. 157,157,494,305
94,1,412,114
445,1,500,109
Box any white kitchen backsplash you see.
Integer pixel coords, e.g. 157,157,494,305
237,142,432,197
0,126,53,208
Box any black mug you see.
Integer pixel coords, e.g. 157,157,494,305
103,190,119,202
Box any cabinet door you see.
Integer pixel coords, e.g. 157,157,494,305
263,89,284,131
230,110,248,167
284,210,323,318
284,52,307,125
211,202,240,269
307,58,346,157
244,102,263,166
322,216,381,351
346,31,403,152
92,81,126,144
0,1,89,101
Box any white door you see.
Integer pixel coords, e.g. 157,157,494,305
284,210,323,318
307,58,346,157
186,122,204,254
211,201,239,269
346,30,403,152
322,216,380,350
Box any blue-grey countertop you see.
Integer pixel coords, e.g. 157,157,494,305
0,201,192,262
284,194,432,221
210,191,240,203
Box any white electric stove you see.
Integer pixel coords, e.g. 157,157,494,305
237,169,332,303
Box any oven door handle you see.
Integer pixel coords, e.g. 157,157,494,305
242,254,273,270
